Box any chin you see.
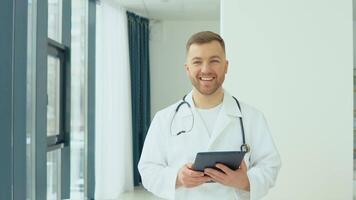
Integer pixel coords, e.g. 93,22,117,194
197,88,219,96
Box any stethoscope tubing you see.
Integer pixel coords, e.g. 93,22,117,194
170,95,250,153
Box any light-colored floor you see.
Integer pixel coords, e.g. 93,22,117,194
354,181,356,200
118,178,356,200
117,187,164,200
354,159,356,200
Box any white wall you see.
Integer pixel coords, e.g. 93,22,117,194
150,20,219,118
221,0,353,199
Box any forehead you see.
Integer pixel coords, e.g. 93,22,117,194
187,41,225,58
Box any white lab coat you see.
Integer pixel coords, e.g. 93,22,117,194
138,90,281,200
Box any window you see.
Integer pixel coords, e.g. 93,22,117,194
26,0,94,199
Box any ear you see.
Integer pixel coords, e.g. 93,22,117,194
184,63,190,74
225,60,229,74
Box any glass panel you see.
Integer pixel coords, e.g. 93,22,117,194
27,0,36,199
354,68,356,198
47,150,61,200
48,0,62,42
47,56,61,136
70,0,88,198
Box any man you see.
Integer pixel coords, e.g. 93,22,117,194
138,31,281,200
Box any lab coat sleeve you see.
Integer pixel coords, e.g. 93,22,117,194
239,113,281,200
138,113,180,200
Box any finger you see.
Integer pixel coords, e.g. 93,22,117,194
191,176,212,184
204,171,224,183
204,168,226,180
184,176,211,186
183,168,205,178
200,175,213,182
185,163,205,176
215,163,233,175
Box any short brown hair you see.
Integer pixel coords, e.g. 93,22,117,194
186,31,225,53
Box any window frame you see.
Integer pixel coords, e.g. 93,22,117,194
0,0,28,199
33,0,71,199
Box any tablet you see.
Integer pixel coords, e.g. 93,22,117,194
192,151,246,172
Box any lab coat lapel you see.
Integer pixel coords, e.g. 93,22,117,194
208,91,242,148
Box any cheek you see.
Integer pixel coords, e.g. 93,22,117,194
218,67,227,76
185,69,190,76
185,67,193,76
188,69,200,77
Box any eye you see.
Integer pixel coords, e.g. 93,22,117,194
193,61,202,65
211,60,220,63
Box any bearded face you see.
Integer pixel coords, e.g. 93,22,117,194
185,41,228,96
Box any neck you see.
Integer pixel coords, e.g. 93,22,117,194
192,88,224,109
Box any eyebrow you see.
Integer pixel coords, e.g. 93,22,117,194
209,55,222,60
191,57,202,61
191,55,222,61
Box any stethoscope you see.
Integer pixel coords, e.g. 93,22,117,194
170,95,251,153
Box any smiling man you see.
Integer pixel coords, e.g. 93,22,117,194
138,31,281,200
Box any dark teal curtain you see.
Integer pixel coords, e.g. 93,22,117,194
127,11,151,186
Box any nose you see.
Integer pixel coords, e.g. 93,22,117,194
201,62,211,73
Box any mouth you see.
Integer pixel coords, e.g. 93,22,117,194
199,77,215,81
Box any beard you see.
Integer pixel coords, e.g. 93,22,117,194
189,74,225,96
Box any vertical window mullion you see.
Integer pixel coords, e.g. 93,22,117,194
59,0,71,198
34,0,49,199
86,0,96,199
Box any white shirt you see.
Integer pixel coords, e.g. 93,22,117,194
196,103,223,137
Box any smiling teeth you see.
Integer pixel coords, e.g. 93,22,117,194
201,77,213,81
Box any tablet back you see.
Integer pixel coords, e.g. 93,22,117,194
193,151,246,172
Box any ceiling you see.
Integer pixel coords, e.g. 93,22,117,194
115,0,220,20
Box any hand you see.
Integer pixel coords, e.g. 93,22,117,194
176,163,212,188
204,160,250,191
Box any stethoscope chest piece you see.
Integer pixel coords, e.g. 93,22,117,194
241,143,250,153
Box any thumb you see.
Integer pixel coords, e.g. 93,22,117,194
186,163,193,169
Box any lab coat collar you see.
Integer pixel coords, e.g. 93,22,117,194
180,89,243,148
221,90,243,118
181,89,243,118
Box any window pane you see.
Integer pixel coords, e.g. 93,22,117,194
70,0,88,198
47,150,61,200
27,0,36,199
47,56,61,136
48,0,62,42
